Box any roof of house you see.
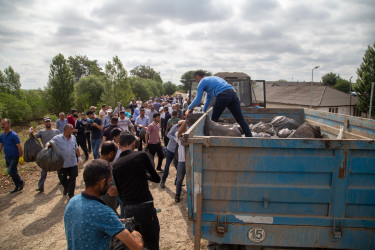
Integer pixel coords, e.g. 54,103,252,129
257,81,355,107
214,72,250,80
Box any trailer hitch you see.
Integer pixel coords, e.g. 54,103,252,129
215,214,228,236
332,218,343,240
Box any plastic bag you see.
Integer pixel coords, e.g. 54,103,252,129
251,122,276,136
24,135,43,162
139,128,147,141
186,112,205,127
288,122,323,138
144,147,155,168
277,128,294,138
251,132,272,137
36,141,64,171
204,118,242,137
270,116,300,131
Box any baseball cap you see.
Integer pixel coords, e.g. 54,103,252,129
44,117,51,122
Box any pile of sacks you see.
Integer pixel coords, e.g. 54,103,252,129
187,112,323,139
250,116,323,138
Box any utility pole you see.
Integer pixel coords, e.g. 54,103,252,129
310,66,320,109
349,76,353,116
369,82,375,119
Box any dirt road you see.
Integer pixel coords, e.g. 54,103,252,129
0,155,205,249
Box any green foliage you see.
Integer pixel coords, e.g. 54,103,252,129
68,55,103,83
0,66,21,95
46,53,75,114
0,93,32,123
21,89,49,119
130,65,163,83
180,69,212,92
129,77,155,101
333,78,351,93
353,42,375,115
102,56,134,107
75,75,104,111
163,81,177,96
322,72,339,86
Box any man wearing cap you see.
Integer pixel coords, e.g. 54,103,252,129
0,118,25,193
30,117,60,192
87,110,103,159
187,70,252,137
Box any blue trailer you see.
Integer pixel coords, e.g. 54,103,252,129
183,108,375,249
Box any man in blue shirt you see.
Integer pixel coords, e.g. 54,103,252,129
187,70,252,137
87,110,104,159
64,159,143,250
0,118,25,193
51,124,82,198
56,112,68,134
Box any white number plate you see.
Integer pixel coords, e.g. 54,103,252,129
248,228,266,243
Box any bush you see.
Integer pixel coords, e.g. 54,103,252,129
0,93,32,123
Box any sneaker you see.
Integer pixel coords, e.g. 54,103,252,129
160,182,165,188
35,188,44,192
175,195,180,203
10,187,18,193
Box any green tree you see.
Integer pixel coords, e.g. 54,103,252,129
0,66,21,95
129,77,154,101
21,89,48,120
75,75,104,111
333,78,351,93
102,56,134,107
353,42,375,115
68,55,103,83
180,69,212,92
0,93,32,123
46,53,75,114
322,72,339,86
130,65,162,82
163,81,177,96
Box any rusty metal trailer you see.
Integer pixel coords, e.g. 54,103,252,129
183,108,375,249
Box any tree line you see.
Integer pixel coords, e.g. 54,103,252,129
0,54,186,124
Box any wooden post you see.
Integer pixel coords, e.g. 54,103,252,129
194,193,203,250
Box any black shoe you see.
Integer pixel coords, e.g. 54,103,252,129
36,188,44,192
17,181,25,191
160,182,165,188
10,187,18,193
68,194,74,198
156,168,164,173
175,196,180,203
63,187,68,196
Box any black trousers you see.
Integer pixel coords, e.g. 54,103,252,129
85,132,91,152
147,143,164,170
124,202,160,250
77,135,89,158
58,166,78,196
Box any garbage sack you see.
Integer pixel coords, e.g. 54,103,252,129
277,128,294,138
219,122,243,134
204,118,242,137
252,132,272,137
24,135,43,162
139,128,147,141
251,122,276,136
288,122,323,138
36,141,64,172
186,112,205,127
270,116,300,131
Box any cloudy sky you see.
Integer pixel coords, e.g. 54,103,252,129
0,0,374,89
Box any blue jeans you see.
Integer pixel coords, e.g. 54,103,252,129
91,138,102,159
124,202,160,250
212,89,252,137
161,149,175,183
176,161,186,197
38,170,47,189
6,156,23,188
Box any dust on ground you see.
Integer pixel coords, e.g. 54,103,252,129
0,150,207,250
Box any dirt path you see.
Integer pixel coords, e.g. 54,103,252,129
0,152,206,249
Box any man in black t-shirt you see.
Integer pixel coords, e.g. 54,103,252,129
103,116,118,142
87,110,103,159
113,133,161,250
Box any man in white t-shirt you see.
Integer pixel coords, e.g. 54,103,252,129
118,111,135,134
136,97,142,108
175,120,187,202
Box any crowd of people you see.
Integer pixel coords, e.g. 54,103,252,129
1,70,252,249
